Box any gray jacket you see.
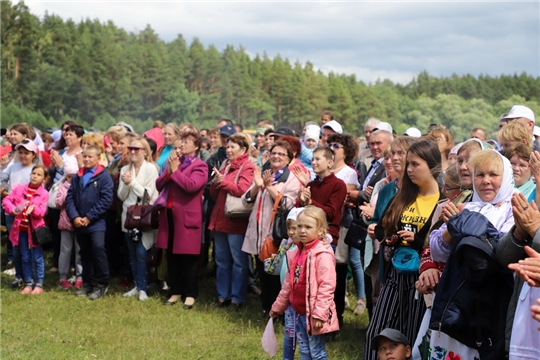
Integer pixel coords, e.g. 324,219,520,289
496,225,540,352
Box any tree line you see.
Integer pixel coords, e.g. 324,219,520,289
2,1,539,141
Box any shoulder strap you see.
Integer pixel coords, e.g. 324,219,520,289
268,193,284,233
233,163,245,184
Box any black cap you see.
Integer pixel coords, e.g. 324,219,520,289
271,126,295,138
371,328,410,351
220,124,236,137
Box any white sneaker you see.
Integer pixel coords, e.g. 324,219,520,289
139,290,148,301
123,286,139,298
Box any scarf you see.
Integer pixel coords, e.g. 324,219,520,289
517,177,535,200
180,155,196,171
465,150,516,233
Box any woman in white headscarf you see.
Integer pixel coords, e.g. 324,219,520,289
425,149,516,360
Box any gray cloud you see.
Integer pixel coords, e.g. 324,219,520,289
27,1,538,84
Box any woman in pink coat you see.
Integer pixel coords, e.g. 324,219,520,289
208,134,255,309
270,206,339,359
155,131,208,308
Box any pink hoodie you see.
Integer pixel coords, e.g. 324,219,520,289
271,239,339,336
2,183,49,247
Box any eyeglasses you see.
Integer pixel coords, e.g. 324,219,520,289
327,143,344,150
128,147,144,153
270,151,287,157
443,184,460,192
510,162,529,170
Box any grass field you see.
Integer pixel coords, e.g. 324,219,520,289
1,246,368,359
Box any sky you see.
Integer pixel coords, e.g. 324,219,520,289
25,1,540,85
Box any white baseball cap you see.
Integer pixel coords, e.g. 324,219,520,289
321,120,343,134
503,105,535,123
403,127,421,138
373,121,393,134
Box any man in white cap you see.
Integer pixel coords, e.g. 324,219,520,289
503,105,538,149
357,118,381,169
320,120,342,146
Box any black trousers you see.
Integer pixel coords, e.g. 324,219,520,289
256,258,282,313
166,209,199,298
334,263,348,326
77,231,109,286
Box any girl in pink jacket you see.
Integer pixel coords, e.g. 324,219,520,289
270,206,339,359
2,165,49,295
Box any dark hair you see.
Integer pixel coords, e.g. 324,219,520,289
9,123,32,143
233,123,244,133
264,128,275,136
271,141,294,161
313,147,335,161
382,140,441,237
327,133,359,165
146,137,157,157
278,135,301,158
179,131,202,152
61,120,78,130
201,137,211,150
227,133,249,152
65,124,85,138
321,110,334,120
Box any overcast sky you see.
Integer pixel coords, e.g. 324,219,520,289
26,1,539,84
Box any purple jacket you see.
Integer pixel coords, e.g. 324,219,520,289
155,158,208,255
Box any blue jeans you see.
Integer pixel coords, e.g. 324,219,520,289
18,231,45,285
125,232,149,291
5,215,23,280
349,246,366,299
283,305,297,360
296,314,328,360
214,232,249,304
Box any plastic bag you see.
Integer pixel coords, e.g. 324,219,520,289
261,317,278,357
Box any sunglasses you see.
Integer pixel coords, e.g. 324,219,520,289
127,147,144,153
327,143,343,150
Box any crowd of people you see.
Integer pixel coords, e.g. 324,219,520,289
2,104,540,359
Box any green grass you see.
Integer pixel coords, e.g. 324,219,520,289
1,246,368,359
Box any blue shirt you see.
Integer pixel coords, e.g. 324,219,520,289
363,158,383,190
82,166,97,187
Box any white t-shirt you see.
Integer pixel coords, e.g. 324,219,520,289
334,165,360,188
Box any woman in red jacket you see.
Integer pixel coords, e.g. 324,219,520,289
208,134,256,309
155,131,208,308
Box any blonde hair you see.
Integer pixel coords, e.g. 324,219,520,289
106,125,128,143
233,132,254,153
297,205,328,239
82,132,105,153
427,127,455,157
164,123,180,137
497,122,533,149
469,150,503,175
129,138,155,164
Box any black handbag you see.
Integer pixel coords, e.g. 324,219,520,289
272,195,290,242
28,215,53,245
344,218,368,253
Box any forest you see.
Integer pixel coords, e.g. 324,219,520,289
1,1,539,141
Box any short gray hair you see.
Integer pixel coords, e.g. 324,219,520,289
370,129,393,142
365,117,381,130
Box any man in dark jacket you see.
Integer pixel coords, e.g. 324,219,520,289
66,145,114,300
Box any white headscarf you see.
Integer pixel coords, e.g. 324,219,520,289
465,149,516,233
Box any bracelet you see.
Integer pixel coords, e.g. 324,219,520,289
513,230,532,246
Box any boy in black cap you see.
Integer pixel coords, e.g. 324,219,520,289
371,328,411,360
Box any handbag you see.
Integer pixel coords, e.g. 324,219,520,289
124,189,158,230
344,218,368,253
47,176,64,209
259,193,284,261
28,215,52,245
272,195,289,242
224,163,253,218
391,246,420,274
